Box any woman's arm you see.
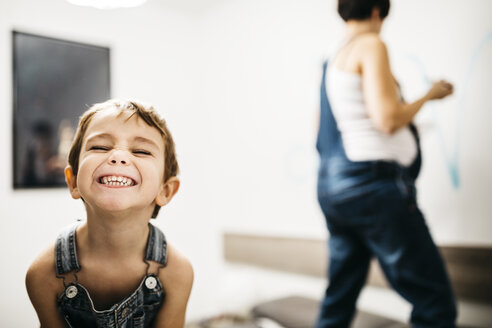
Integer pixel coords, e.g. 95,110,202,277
360,35,453,134
26,246,68,328
154,244,194,328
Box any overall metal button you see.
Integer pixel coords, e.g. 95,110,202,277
145,276,157,289
121,307,130,318
65,285,78,299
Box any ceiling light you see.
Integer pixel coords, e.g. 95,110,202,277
66,0,147,10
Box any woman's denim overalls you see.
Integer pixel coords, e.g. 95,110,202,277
55,223,167,328
315,61,457,328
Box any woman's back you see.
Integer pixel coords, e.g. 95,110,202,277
326,34,417,166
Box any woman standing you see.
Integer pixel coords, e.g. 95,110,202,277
315,0,457,327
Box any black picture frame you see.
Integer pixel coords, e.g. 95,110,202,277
12,31,110,189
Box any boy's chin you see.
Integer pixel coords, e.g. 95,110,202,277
87,199,148,215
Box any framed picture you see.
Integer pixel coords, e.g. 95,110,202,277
12,31,110,189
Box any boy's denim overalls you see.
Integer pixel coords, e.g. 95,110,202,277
315,61,457,328
55,223,167,328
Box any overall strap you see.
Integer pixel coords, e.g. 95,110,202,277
55,224,81,275
315,60,329,155
145,223,168,266
407,123,422,180
316,59,344,158
317,34,370,157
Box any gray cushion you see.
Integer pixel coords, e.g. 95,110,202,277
251,296,408,328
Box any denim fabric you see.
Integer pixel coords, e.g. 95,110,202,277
56,224,81,276
55,223,167,328
315,61,456,328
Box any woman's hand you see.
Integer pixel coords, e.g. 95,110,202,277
426,80,454,100
359,34,454,134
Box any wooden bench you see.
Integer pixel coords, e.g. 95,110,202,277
224,233,492,305
224,233,492,327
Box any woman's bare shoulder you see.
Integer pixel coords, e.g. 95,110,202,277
357,33,388,54
357,33,385,49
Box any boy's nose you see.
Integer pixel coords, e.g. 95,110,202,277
111,159,127,164
108,150,130,165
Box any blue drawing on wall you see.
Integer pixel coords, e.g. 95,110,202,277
404,29,492,189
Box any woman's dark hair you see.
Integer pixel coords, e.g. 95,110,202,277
338,0,390,21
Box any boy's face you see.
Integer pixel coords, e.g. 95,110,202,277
66,108,176,216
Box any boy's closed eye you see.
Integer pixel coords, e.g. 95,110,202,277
87,145,153,156
132,149,152,156
89,145,110,151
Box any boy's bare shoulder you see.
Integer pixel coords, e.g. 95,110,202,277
154,242,193,326
26,243,59,289
161,242,193,288
26,244,64,298
26,244,67,327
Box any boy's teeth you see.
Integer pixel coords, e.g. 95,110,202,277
100,175,134,186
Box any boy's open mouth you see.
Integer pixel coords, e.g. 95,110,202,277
98,175,136,187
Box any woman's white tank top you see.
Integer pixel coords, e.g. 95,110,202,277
325,46,417,167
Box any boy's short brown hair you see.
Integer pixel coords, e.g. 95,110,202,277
68,99,179,218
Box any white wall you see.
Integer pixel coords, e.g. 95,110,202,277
197,0,336,241
1,0,492,326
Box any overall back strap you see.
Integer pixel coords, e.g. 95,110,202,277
55,224,81,275
145,223,168,266
316,60,343,157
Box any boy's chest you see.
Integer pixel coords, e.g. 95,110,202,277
76,262,149,311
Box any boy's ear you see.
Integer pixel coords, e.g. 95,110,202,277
65,165,81,199
155,177,180,207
